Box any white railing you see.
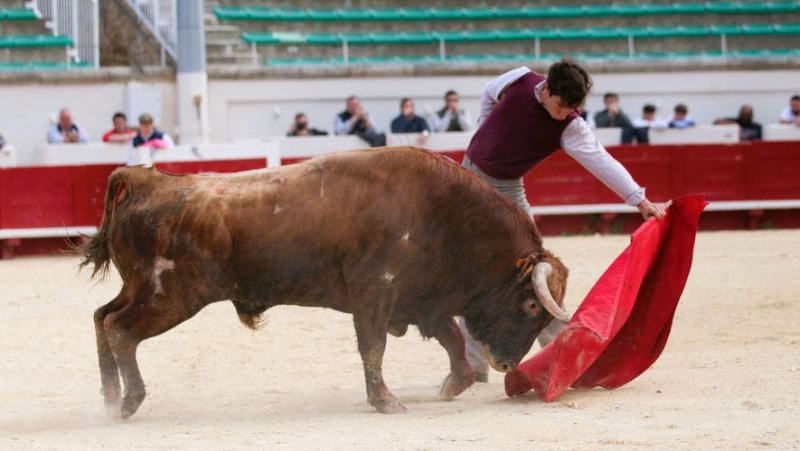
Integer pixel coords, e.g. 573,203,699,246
124,0,177,65
32,0,99,68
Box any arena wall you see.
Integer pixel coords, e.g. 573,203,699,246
1,69,799,165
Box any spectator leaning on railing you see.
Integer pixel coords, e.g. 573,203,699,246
334,96,386,147
391,98,430,146
714,105,762,142
668,104,697,129
47,108,90,144
0,132,5,150
779,94,800,126
624,104,667,144
594,92,632,129
287,113,328,137
133,113,174,149
102,112,137,144
430,90,472,132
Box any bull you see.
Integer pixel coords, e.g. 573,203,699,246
80,147,570,419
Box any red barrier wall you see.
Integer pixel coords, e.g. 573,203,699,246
1,143,798,257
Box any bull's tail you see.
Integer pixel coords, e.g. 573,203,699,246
78,168,129,280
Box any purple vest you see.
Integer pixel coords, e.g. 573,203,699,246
466,71,578,180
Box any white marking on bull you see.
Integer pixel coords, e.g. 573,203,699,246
153,257,175,295
383,271,395,283
402,232,410,241
274,204,285,215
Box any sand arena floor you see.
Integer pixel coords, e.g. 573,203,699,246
1,230,799,450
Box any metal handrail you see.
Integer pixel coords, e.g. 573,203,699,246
123,0,177,65
32,0,99,68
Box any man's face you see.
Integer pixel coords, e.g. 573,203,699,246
446,94,459,109
347,98,360,114
401,100,414,117
604,95,618,107
113,117,127,133
295,115,308,126
791,99,800,115
59,111,73,129
674,111,687,121
541,85,574,121
139,122,153,136
643,111,655,121
739,106,754,123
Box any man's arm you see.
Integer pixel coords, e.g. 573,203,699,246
47,127,64,144
457,110,473,131
478,67,531,125
334,115,351,135
561,118,667,220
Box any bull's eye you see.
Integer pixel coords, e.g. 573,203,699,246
529,301,537,311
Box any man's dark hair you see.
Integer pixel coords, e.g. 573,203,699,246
346,95,358,102
603,93,618,102
112,112,126,121
546,57,592,108
295,112,306,121
444,90,458,99
643,104,657,114
400,98,412,108
791,95,800,102
675,103,688,114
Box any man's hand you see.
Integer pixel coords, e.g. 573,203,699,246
637,199,671,221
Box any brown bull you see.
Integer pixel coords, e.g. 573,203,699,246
81,146,569,419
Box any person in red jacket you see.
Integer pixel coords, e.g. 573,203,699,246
102,112,136,144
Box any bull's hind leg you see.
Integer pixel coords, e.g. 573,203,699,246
433,317,475,399
94,290,131,413
103,285,212,420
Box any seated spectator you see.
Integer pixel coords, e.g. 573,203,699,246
594,93,632,129
47,108,90,143
133,113,175,149
714,105,762,141
391,98,430,146
624,104,667,144
779,94,800,126
334,96,386,147
0,132,5,150
668,104,697,129
430,90,472,132
102,112,137,144
287,113,328,137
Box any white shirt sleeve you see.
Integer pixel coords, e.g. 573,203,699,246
779,106,795,122
478,67,531,125
334,114,351,135
162,132,175,148
47,126,64,143
561,117,646,206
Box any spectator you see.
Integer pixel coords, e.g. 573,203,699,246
391,98,430,146
430,90,472,132
47,108,90,143
0,132,5,150
779,94,800,126
625,104,667,144
714,105,762,141
334,96,386,147
102,112,137,144
668,104,697,129
133,113,175,149
287,113,328,137
594,93,632,129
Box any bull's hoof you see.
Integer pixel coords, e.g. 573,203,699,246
119,391,145,420
438,372,475,399
372,399,408,414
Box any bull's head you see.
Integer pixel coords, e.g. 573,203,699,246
463,250,569,373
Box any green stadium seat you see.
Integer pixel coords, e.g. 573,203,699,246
582,5,615,16
640,4,676,14
275,9,307,21
463,30,497,41
12,35,72,47
370,32,404,45
241,33,279,44
247,8,281,20
613,4,645,16
370,9,402,20
673,3,705,14
543,6,582,18
773,23,800,34
762,48,796,56
429,8,463,20
766,1,800,13
735,2,770,13
495,29,531,41
338,9,371,20
647,26,680,38
432,30,468,42
556,28,588,39
704,2,737,14
731,49,768,57
677,25,711,37
710,24,744,35
742,24,776,34
528,28,558,39
306,33,340,45
1,8,38,20
272,32,306,44
617,26,651,37
0,36,14,47
394,55,437,63
587,27,620,39
213,6,250,20
306,9,341,21
491,8,526,19
400,8,431,20
338,32,371,44
0,62,27,70
461,7,493,19
401,32,435,44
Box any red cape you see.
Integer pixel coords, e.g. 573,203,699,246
505,195,706,401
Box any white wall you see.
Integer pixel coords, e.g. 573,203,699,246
2,70,799,165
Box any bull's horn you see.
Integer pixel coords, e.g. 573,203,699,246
532,262,571,323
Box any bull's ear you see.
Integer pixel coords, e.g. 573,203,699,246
522,299,541,317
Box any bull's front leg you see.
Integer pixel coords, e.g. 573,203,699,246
434,317,475,399
351,291,407,414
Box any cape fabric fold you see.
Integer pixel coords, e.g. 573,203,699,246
505,195,706,401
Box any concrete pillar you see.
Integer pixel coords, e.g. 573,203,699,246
176,0,210,145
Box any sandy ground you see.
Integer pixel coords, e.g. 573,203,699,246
1,230,799,450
